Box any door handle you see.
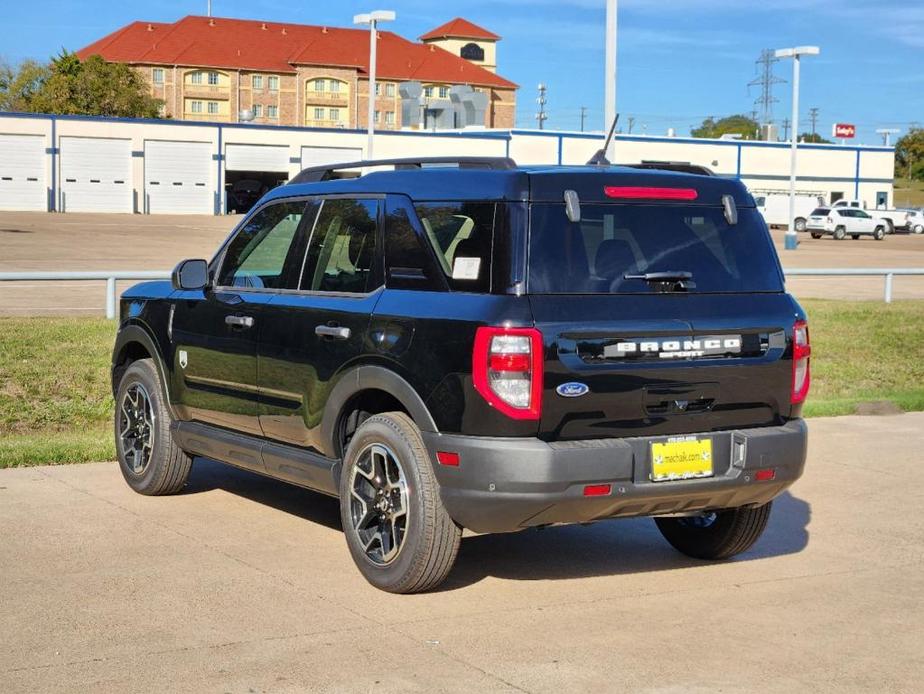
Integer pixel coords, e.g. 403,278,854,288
225,315,255,329
315,325,351,340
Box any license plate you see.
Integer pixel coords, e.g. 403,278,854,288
650,436,714,482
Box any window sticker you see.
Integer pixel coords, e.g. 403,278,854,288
452,257,481,281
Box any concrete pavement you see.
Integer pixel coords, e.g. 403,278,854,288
2,412,923,692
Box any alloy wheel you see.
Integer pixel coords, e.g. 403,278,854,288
349,443,410,566
119,383,155,475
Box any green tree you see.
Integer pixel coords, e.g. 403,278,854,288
3,51,163,118
0,57,50,111
895,128,924,181
691,114,760,140
799,132,832,144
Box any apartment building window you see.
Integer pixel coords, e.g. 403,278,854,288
152,68,164,85
190,101,203,113
329,108,340,122
329,80,341,93
313,79,325,92
423,86,433,98
374,110,381,123
207,101,219,115
207,71,219,86
267,105,278,119
385,111,395,126
375,83,381,97
268,75,279,91
190,72,203,85
314,107,325,120
439,86,450,99
252,75,263,89
253,104,263,117
385,83,395,97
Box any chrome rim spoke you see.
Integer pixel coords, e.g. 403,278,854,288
118,382,155,476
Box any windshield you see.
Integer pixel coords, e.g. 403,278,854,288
528,204,784,294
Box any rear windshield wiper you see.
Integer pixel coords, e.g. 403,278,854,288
623,271,693,282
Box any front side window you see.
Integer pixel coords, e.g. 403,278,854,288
219,202,308,289
268,75,279,91
528,204,784,294
152,68,164,84
414,201,496,293
301,199,378,294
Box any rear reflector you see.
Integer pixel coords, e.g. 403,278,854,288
583,484,612,497
604,186,699,201
755,468,776,482
436,451,460,467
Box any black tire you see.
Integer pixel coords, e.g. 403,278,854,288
339,412,461,593
851,234,860,240
655,502,772,560
833,226,846,240
810,232,823,239
794,217,806,232
886,220,895,234
114,359,193,496
913,224,924,235
874,226,885,241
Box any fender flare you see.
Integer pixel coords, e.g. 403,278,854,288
111,323,176,416
321,365,438,458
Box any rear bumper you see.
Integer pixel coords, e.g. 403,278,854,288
422,420,807,534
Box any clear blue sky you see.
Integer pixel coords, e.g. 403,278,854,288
2,0,921,144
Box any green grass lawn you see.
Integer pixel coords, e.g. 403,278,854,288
1,301,923,467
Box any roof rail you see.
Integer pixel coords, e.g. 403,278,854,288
623,161,716,176
289,156,519,184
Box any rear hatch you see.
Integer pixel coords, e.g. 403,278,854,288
526,184,799,441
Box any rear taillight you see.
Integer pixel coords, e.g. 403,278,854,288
791,320,811,404
473,327,543,420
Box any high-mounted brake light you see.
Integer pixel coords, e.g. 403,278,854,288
473,327,543,420
604,186,699,201
791,319,811,404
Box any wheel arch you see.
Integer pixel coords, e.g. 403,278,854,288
112,324,175,416
322,366,438,460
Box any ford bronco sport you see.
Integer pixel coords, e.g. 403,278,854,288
111,156,809,593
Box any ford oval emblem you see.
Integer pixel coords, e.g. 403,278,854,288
556,382,590,398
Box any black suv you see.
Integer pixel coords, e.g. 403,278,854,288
112,157,809,593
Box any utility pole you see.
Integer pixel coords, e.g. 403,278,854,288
604,0,618,155
808,107,819,137
536,84,548,130
580,106,587,132
627,116,635,134
748,49,786,127
207,0,212,16
781,118,791,142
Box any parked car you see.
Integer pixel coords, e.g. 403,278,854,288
227,179,269,214
902,209,924,234
806,207,887,240
111,156,810,593
755,193,825,231
830,199,904,232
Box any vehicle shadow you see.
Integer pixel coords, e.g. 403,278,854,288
441,491,811,590
184,457,343,532
183,458,810,590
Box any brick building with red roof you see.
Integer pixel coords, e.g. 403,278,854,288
76,15,517,130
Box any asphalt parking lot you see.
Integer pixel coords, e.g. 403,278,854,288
1,211,924,314
2,412,922,693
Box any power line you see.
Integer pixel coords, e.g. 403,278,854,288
747,49,786,126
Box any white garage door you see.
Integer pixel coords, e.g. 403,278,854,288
145,140,213,214
300,146,362,168
60,137,132,213
225,144,289,172
0,134,47,211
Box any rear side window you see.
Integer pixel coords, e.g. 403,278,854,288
414,202,496,292
528,204,784,294
300,198,378,294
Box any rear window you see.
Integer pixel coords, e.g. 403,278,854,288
528,204,784,294
811,208,830,216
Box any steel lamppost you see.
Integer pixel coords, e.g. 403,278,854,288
775,46,820,250
354,10,396,160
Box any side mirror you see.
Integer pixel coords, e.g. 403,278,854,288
171,259,209,291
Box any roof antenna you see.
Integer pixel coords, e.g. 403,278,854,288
587,113,619,166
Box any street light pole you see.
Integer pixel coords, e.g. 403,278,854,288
604,0,617,158
775,46,820,251
354,10,396,160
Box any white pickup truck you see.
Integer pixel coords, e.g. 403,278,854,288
755,193,825,231
830,199,907,233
